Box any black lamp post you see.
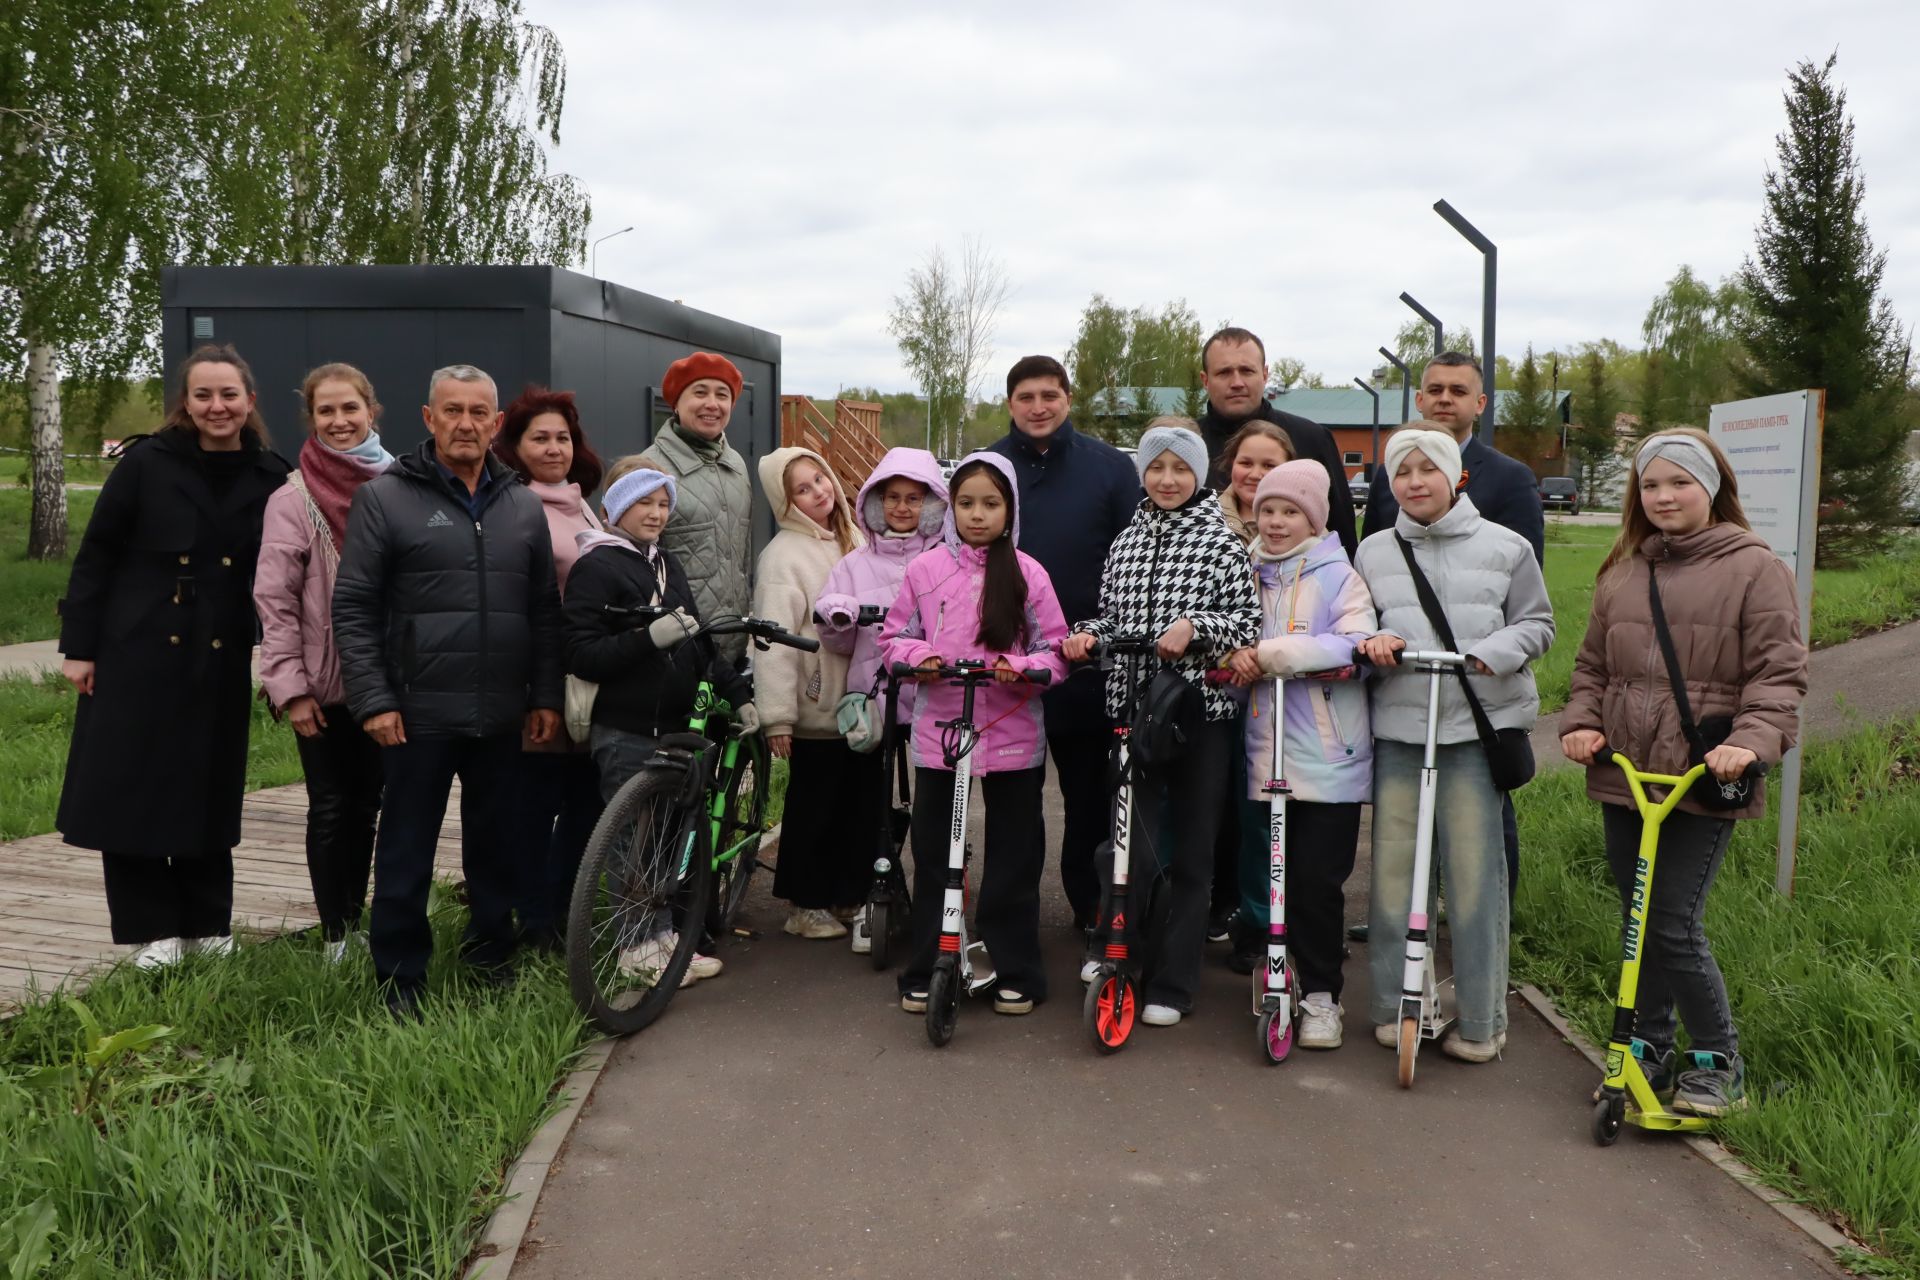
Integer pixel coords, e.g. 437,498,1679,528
1400,292,1443,366
1354,377,1380,482
1434,200,1497,445
1379,346,1413,428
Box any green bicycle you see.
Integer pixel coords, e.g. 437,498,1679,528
565,609,817,1036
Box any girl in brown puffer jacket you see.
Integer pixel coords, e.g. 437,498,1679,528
1560,428,1808,1119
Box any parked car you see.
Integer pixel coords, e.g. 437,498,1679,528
1540,475,1580,516
1349,474,1368,511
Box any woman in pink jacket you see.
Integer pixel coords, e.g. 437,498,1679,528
254,364,393,959
492,385,606,954
880,452,1068,1015
814,448,948,953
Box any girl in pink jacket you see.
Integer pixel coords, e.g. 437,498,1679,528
880,452,1068,1015
253,364,393,958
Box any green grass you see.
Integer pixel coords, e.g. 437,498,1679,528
1535,521,1920,714
0,903,588,1277
0,674,305,842
1513,722,1920,1276
0,489,98,645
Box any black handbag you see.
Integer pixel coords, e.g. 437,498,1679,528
1130,661,1202,771
1647,566,1754,811
1394,535,1536,792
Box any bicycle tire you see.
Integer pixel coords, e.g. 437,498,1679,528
567,766,714,1036
708,733,771,937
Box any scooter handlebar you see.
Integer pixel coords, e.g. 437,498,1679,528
1597,745,1768,781
889,660,1050,686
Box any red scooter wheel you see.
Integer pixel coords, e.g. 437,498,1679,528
1083,969,1137,1053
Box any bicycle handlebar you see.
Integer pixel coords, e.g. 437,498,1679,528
888,660,1052,687
602,604,820,652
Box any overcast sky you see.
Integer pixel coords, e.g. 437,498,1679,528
541,0,1920,398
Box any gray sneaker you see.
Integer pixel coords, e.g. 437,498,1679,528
1671,1051,1746,1117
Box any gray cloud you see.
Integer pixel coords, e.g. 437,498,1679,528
546,0,1920,396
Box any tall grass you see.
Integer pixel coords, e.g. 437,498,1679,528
0,896,588,1278
0,489,99,645
0,673,305,841
1513,722,1920,1276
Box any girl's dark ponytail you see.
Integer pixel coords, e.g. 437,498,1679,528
953,460,1029,653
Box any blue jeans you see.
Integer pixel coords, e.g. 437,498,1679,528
1367,738,1510,1041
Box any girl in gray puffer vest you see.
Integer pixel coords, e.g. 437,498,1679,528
1354,427,1554,1064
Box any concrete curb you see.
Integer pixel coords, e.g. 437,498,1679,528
461,820,783,1279
1514,983,1861,1262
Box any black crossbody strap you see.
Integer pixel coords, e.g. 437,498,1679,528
1646,564,1703,749
1393,534,1499,746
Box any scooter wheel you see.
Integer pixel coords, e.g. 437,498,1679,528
1258,1007,1294,1064
1591,1095,1623,1147
1396,1016,1420,1088
1083,969,1136,1054
868,899,891,972
925,965,958,1048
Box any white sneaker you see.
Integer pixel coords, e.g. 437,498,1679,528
783,908,848,940
1142,1004,1182,1027
849,906,872,954
687,951,724,981
1079,958,1101,984
616,935,677,987
325,939,350,965
1441,1028,1506,1063
131,938,184,970
1298,993,1343,1049
186,935,235,958
1374,1022,1400,1048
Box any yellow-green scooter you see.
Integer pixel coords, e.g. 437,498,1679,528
1589,747,1762,1146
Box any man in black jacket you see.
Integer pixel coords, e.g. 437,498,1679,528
987,355,1140,929
1363,351,1545,563
333,364,563,1016
1361,351,1545,921
1197,327,1358,558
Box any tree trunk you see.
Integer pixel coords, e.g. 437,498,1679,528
26,338,68,561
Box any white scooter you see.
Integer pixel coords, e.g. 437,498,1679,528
1391,649,1465,1088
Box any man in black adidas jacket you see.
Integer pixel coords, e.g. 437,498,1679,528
1196,327,1359,558
333,364,563,1016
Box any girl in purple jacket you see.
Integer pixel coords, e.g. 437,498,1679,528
1222,460,1377,1050
880,453,1068,1015
815,448,949,955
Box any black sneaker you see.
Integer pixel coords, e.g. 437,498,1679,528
384,985,425,1022
1206,908,1234,945
1228,938,1260,976
1672,1051,1746,1117
1346,923,1369,943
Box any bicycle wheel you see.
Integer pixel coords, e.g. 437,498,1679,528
708,733,771,937
567,767,714,1036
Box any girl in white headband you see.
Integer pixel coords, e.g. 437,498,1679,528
1559,427,1808,1116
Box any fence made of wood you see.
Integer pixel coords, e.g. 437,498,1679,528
778,397,887,497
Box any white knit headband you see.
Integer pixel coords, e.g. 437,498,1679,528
1635,433,1722,501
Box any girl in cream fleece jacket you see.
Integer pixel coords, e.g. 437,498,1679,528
751,446,870,939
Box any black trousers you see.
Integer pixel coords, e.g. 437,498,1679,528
369,733,519,994
1276,799,1362,1000
511,750,603,940
772,737,879,911
900,764,1048,1000
101,849,234,944
294,706,384,940
1047,728,1111,925
1133,720,1232,1013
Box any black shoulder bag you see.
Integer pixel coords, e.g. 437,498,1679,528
1394,535,1536,792
1647,565,1753,811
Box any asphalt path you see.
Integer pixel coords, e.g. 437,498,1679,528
512,777,1843,1280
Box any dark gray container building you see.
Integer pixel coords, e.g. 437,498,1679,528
160,265,782,538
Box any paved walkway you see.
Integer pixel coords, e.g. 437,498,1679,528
0,783,462,1009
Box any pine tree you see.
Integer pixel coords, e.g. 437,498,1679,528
1496,344,1556,470
1732,53,1915,563
1569,347,1624,506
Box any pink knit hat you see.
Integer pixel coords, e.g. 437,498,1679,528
1253,460,1330,534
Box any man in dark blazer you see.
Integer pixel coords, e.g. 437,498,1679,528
333,364,563,1018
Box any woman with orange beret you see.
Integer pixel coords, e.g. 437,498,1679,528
638,352,753,664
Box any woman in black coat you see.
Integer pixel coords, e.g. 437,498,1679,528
57,343,292,969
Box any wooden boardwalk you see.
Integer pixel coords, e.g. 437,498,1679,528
0,783,464,1010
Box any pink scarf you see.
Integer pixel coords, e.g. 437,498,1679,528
297,435,387,550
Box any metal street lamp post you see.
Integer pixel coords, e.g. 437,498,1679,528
1400,292,1443,367
1378,346,1413,428
1354,377,1380,482
1433,200,1497,445
591,225,634,278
